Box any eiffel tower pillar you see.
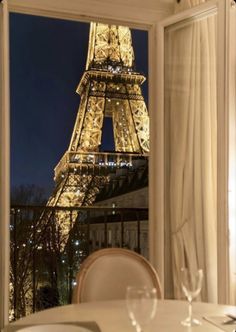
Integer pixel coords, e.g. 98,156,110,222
45,22,149,248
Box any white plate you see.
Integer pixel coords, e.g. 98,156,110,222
17,324,92,332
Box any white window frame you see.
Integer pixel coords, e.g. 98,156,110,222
0,0,10,328
227,0,236,304
0,0,232,328
0,0,172,328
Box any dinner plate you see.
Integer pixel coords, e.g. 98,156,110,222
17,324,92,332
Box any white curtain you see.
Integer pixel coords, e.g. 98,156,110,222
165,3,217,302
174,0,209,12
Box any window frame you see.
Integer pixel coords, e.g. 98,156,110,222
0,0,231,328
0,0,172,327
155,0,230,304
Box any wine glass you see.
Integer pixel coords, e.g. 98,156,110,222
126,286,157,332
180,267,203,327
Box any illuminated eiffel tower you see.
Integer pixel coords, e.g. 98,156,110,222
46,23,149,246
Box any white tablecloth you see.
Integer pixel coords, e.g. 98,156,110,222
5,299,236,332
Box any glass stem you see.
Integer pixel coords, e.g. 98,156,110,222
136,324,142,332
188,300,192,322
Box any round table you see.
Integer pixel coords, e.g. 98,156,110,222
6,299,236,332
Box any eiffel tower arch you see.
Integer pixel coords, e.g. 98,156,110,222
43,23,149,250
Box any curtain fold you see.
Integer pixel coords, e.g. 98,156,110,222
174,0,209,13
165,10,217,302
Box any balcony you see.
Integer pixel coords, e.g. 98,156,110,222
10,205,148,320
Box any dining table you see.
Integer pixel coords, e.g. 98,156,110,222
4,299,236,332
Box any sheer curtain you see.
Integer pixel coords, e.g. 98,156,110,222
164,2,217,302
174,0,210,12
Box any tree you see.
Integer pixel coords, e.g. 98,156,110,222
10,184,47,319
11,184,47,205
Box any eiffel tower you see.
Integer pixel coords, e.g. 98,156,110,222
45,23,149,247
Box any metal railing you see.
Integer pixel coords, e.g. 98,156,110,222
10,205,148,320
54,151,148,180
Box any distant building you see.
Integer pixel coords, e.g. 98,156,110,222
89,160,149,258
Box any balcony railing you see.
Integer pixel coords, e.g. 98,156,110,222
54,151,148,181
10,205,148,320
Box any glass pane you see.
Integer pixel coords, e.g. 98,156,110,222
10,14,149,319
164,11,217,302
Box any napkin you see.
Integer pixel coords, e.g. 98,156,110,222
4,321,101,332
203,316,236,332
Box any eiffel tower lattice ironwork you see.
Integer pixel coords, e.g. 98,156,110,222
44,23,150,248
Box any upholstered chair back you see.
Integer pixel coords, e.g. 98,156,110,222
73,248,162,303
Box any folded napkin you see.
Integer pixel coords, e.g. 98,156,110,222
203,316,236,332
4,321,101,332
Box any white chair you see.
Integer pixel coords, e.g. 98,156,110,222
72,248,162,303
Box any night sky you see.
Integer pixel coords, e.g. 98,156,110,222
10,13,148,196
